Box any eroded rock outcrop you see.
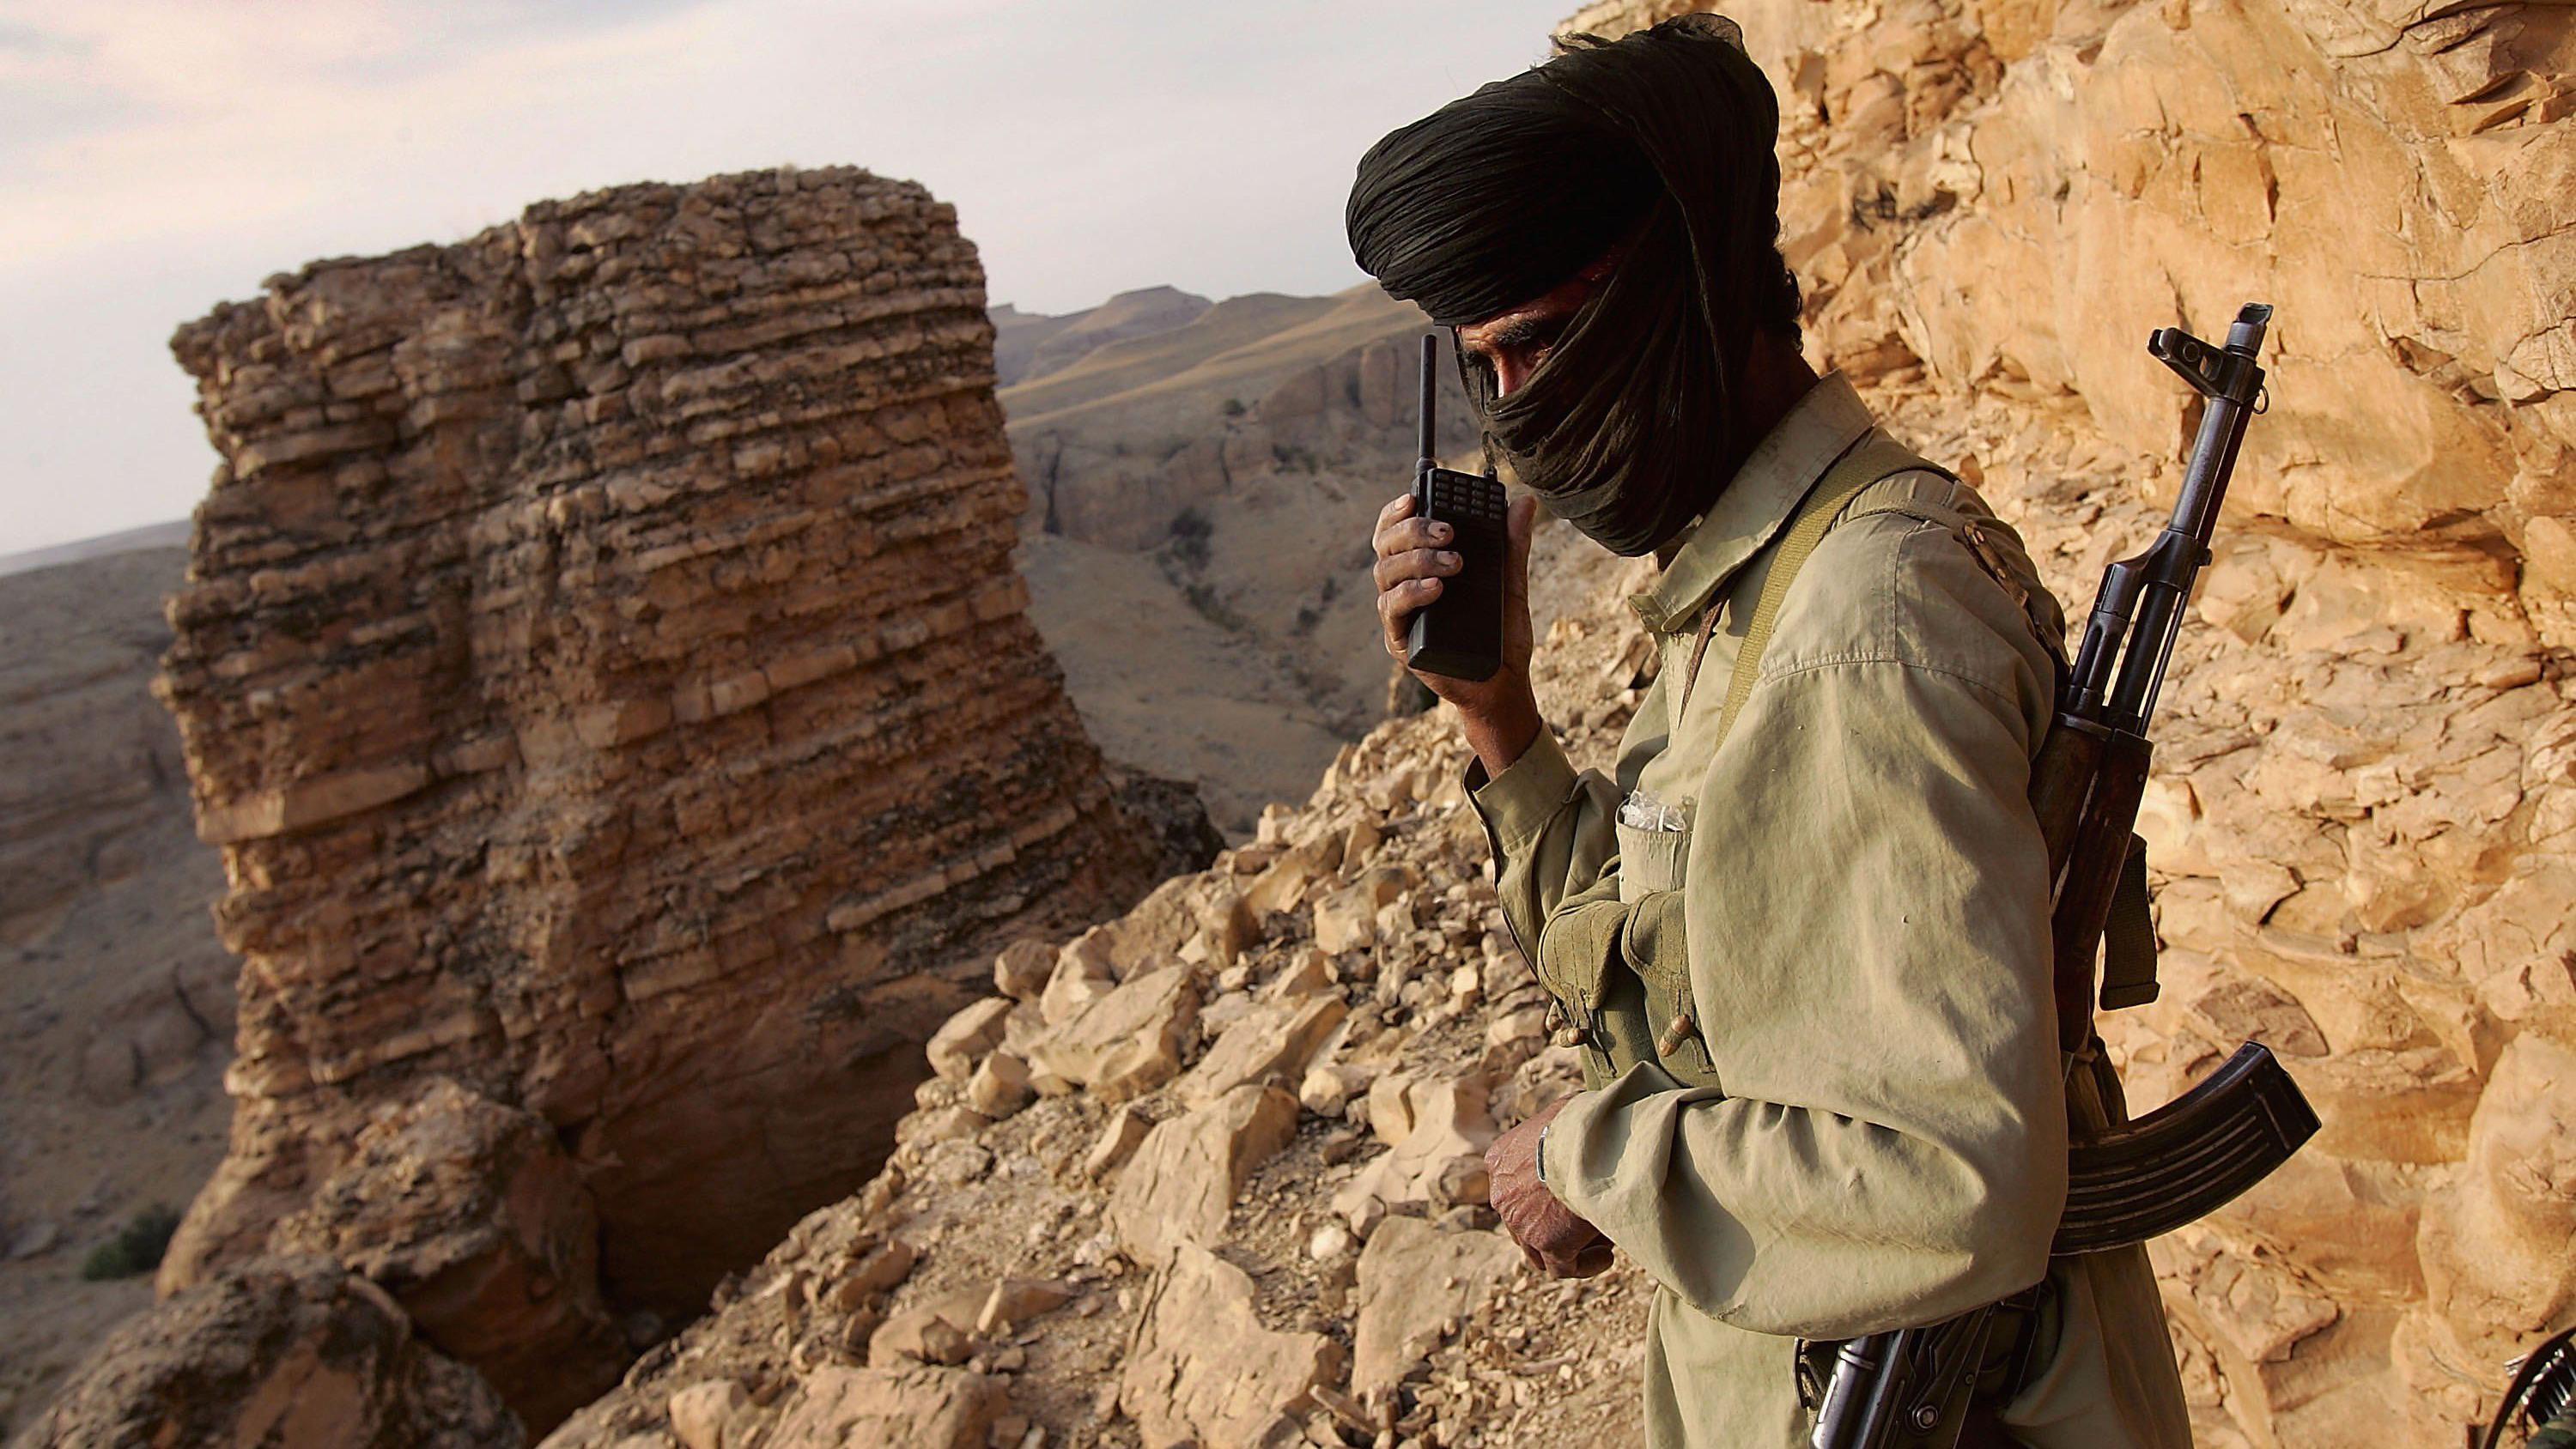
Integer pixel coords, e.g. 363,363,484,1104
152,166,1200,1411
14,1253,521,1449
268,1079,624,1428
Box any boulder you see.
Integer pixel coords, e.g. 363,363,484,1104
925,998,1014,1083
1118,1242,1346,1449
868,1287,991,1367
1109,1085,1300,1264
992,938,1056,1001
267,1078,623,1432
1038,937,1116,1027
966,1052,1034,1119
767,1365,1008,1449
665,1379,748,1449
1334,1073,1498,1223
1084,1106,1153,1179
1350,1216,1522,1402
1174,992,1348,1107
15,1253,521,1447
1026,966,1201,1102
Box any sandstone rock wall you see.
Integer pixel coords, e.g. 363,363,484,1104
152,167,1188,1397
1550,3,2573,1444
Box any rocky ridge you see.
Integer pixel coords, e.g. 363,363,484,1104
148,166,1206,1430
539,515,1651,1449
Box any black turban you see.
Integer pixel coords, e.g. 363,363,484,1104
1346,14,1801,556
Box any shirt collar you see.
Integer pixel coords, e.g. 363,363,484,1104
1626,370,1877,633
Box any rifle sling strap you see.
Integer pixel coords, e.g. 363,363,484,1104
1679,428,1947,738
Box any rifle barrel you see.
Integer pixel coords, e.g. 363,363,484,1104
2096,305,2270,731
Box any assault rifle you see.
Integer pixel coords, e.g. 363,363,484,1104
1807,304,2322,1449
2479,1324,2576,1449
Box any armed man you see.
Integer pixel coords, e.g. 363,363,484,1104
1352,15,2195,1448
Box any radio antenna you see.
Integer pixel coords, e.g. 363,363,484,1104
1417,334,1437,474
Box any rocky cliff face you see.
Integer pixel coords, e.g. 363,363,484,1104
1558,3,2575,1444
151,167,1201,1426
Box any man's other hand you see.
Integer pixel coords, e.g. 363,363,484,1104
1373,489,1542,776
1486,1094,1613,1278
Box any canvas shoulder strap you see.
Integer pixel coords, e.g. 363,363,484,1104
1675,429,1950,736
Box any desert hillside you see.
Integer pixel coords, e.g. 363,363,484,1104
999,282,1480,838
0,546,234,1431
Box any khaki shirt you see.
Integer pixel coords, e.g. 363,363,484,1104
1468,373,2190,1448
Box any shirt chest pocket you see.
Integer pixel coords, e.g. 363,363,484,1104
1614,815,1692,906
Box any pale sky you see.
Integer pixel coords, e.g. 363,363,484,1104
0,0,1572,556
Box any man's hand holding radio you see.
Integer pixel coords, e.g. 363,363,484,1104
1373,489,1542,778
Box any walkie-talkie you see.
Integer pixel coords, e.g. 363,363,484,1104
1405,334,1506,682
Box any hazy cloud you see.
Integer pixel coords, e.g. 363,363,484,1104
0,0,1566,555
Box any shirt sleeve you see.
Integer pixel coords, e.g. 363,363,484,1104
1540,518,2069,1341
1464,665,1669,964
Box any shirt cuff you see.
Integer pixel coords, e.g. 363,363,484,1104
1464,726,1579,853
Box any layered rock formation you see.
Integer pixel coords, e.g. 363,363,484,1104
151,166,1200,1422
1556,2,2575,1443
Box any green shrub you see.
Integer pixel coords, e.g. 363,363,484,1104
81,1204,181,1282
1220,397,1246,417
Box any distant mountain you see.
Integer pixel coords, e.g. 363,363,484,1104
990,285,1212,388
0,520,191,580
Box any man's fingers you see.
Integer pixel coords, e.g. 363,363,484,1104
1377,493,1417,528
1373,547,1461,592
1377,578,1442,657
1375,515,1452,561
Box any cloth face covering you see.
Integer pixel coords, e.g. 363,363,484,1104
1346,15,1796,557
